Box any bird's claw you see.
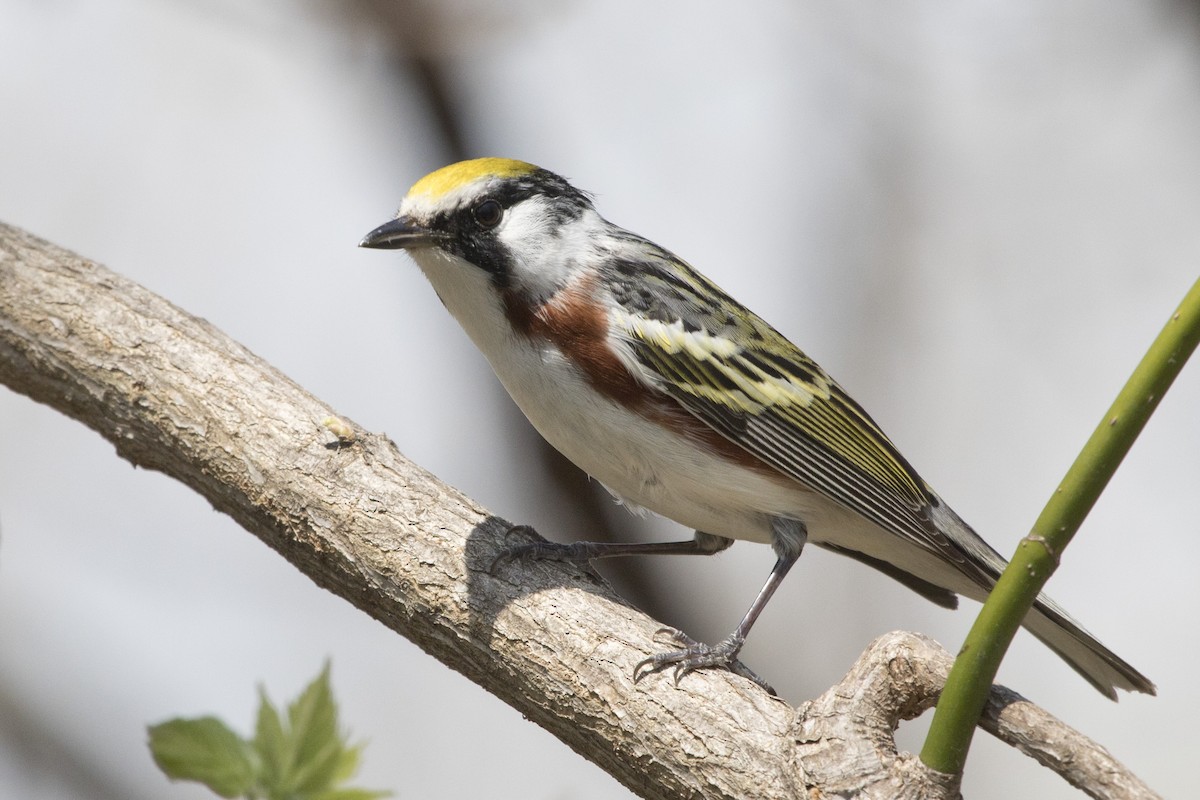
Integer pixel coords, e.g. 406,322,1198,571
487,524,541,572
633,630,775,695
502,523,537,541
488,526,600,574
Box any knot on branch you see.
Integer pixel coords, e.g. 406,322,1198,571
789,631,1157,800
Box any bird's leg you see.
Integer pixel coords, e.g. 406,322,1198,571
489,528,732,573
634,518,807,694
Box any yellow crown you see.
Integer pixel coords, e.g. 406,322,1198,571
407,158,538,202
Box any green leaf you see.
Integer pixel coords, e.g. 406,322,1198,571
280,662,342,794
148,717,255,798
253,686,287,790
153,663,389,800
332,743,363,784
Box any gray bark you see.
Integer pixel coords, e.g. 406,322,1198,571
0,222,1156,799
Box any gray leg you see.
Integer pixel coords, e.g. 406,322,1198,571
634,517,807,694
490,527,733,573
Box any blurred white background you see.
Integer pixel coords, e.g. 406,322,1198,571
1,1,1196,798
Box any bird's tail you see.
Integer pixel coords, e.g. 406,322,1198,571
930,502,1155,698
1022,594,1155,699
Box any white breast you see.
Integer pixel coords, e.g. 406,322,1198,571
408,248,840,544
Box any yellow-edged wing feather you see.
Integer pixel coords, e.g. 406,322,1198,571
603,245,949,552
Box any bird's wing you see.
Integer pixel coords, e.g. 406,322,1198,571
603,249,967,563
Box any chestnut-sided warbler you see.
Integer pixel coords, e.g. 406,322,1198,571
361,157,1153,698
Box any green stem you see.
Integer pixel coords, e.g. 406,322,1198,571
921,276,1200,775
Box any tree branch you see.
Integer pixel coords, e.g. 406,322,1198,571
0,222,1156,799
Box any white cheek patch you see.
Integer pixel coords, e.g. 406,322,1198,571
499,202,601,300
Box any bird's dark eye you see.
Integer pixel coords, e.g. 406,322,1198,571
473,199,503,228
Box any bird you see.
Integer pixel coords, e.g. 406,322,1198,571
360,157,1153,698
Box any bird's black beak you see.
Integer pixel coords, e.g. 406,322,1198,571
359,217,443,250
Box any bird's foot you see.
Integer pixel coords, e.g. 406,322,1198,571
488,525,603,573
634,628,775,695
